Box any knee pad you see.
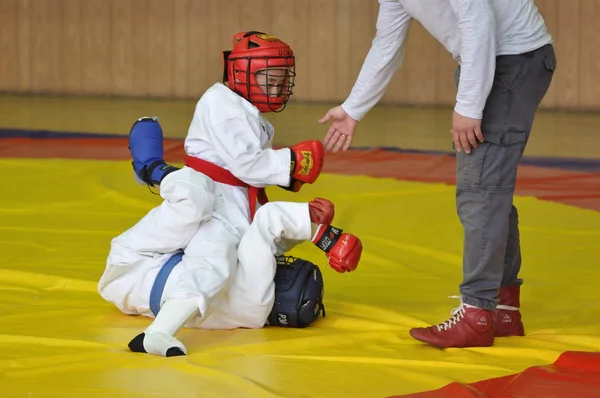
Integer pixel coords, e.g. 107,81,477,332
266,256,325,328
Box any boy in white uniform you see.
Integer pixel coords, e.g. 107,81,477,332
100,31,329,356
100,194,363,356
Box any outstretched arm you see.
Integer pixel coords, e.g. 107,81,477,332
342,0,413,121
320,0,412,152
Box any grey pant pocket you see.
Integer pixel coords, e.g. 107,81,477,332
457,128,528,192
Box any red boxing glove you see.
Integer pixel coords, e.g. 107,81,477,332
312,225,362,273
309,198,335,225
328,233,362,273
289,140,324,184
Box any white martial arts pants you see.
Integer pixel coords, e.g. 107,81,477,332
197,201,313,329
98,166,313,329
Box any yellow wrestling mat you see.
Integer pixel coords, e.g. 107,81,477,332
2,157,600,398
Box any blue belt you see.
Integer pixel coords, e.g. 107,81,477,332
149,251,184,316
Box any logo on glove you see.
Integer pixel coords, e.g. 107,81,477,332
316,226,341,252
298,150,313,176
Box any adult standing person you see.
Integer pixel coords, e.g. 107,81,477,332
318,0,556,348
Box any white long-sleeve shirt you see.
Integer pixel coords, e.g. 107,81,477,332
342,0,553,121
184,83,291,188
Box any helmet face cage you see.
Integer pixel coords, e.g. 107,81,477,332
224,31,296,113
229,55,296,113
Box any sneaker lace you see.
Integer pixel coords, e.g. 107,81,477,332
496,304,519,311
435,295,466,331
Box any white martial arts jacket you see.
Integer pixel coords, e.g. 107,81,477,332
185,82,291,189
341,0,553,121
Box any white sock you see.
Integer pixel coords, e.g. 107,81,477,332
146,297,200,335
140,297,200,356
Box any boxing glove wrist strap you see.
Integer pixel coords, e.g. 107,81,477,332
312,225,344,254
289,149,296,176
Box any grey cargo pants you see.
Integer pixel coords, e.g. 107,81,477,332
454,44,556,310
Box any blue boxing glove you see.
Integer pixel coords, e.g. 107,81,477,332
128,117,179,187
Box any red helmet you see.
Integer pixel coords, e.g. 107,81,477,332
223,31,296,113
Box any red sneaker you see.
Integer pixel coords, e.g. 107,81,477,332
493,286,525,337
409,297,494,348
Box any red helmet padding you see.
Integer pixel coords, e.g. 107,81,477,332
223,32,296,113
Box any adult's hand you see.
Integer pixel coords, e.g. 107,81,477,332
318,105,358,153
451,111,484,154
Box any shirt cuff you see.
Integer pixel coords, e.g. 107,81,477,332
453,102,483,120
340,102,365,122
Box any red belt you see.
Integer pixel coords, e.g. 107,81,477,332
184,155,268,221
